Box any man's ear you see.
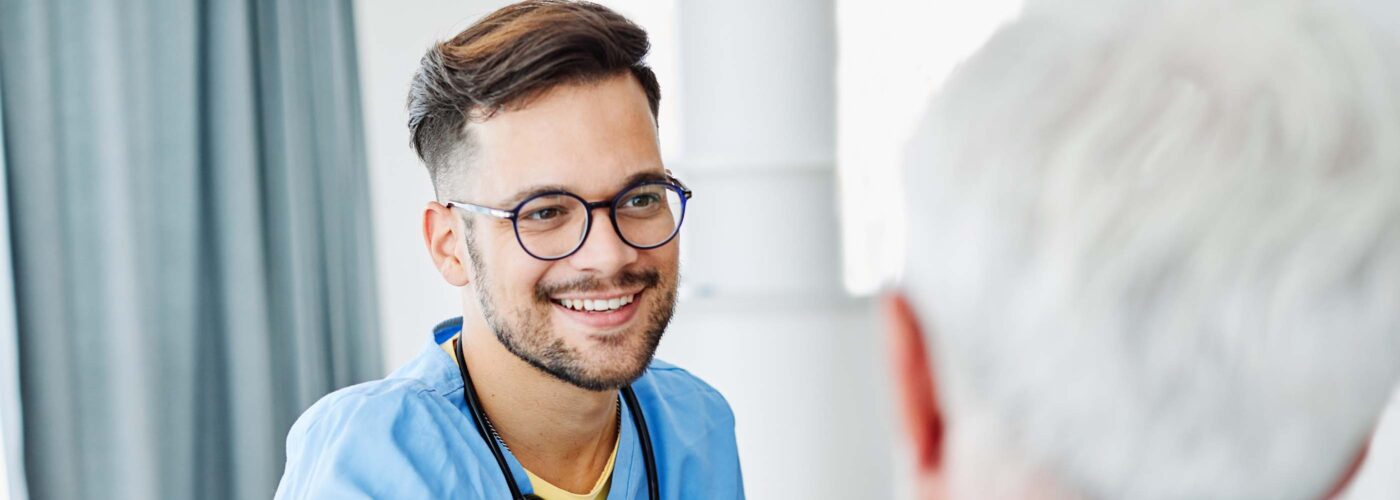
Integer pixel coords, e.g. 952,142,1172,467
1325,440,1370,499
423,201,471,287
884,292,948,493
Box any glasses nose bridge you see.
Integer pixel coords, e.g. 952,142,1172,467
582,198,614,214
566,196,634,264
579,197,624,241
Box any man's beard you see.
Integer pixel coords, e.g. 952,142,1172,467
468,242,677,391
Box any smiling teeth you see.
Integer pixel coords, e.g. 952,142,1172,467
560,294,634,312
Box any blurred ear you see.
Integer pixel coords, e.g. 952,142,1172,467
1325,441,1369,499
423,201,471,287
884,292,948,496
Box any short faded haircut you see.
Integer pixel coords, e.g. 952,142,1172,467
406,0,660,199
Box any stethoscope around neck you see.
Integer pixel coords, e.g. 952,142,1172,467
453,337,661,500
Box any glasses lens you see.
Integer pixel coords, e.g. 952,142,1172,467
615,183,684,248
515,194,588,258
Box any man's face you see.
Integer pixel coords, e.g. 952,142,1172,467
459,73,678,391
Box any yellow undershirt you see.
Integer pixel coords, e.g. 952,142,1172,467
524,439,618,500
441,337,619,500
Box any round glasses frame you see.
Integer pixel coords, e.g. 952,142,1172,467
445,176,693,261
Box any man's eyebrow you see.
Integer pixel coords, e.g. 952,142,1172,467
499,184,571,208
621,170,670,186
497,170,671,208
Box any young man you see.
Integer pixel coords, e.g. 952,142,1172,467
886,1,1400,498
275,2,743,498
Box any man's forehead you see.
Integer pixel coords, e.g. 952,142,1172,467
478,75,653,139
488,166,670,207
461,74,663,205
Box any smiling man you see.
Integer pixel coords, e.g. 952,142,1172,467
274,2,743,499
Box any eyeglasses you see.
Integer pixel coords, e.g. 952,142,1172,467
446,176,693,261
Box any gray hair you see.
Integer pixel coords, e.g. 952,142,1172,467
901,1,1400,498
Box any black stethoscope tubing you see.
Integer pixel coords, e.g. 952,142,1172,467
453,337,660,500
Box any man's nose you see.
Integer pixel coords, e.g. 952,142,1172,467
565,208,639,275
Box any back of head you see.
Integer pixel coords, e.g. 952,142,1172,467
902,0,1400,497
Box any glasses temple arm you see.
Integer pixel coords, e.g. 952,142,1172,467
446,201,515,219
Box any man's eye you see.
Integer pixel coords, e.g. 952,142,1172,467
525,207,562,220
625,194,659,208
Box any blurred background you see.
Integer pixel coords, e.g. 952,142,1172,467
0,0,1397,499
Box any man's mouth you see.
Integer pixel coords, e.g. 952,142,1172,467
548,291,644,331
551,293,637,312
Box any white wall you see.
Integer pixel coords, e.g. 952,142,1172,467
353,0,467,371
835,0,1022,295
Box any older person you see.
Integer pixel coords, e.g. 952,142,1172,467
886,1,1400,498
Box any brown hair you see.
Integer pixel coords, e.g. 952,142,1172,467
407,0,661,198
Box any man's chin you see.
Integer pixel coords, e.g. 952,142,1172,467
544,356,650,392
572,367,649,392
527,292,671,390
563,337,655,386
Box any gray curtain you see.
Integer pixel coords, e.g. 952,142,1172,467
0,72,31,500
0,0,382,499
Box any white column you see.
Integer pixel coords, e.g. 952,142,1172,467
658,2,895,498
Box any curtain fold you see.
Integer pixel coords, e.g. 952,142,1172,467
0,61,33,500
0,0,382,498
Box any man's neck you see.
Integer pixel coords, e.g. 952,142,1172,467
459,322,619,494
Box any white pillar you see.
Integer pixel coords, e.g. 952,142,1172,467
658,2,895,498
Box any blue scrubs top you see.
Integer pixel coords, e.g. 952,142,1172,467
274,317,745,499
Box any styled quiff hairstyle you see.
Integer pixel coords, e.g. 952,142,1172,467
407,0,661,198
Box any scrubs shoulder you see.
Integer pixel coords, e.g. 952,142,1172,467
274,318,745,499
